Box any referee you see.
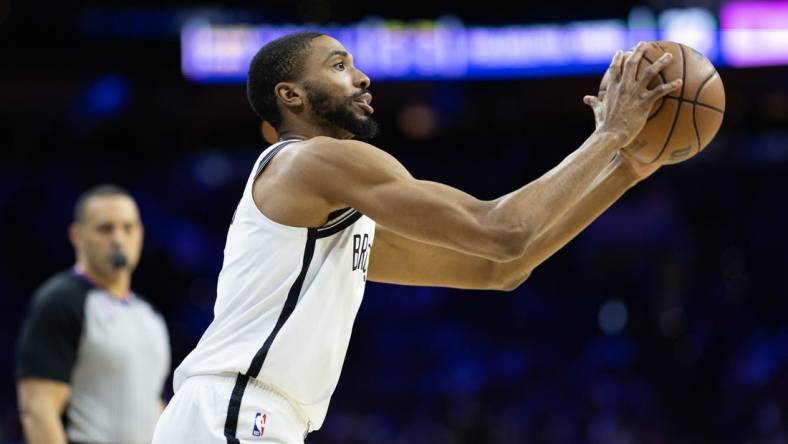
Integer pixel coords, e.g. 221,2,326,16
15,184,171,444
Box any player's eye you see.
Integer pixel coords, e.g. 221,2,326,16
334,62,345,70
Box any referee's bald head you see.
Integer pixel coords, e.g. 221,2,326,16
73,184,134,225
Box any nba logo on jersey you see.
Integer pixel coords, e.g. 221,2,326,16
252,412,267,437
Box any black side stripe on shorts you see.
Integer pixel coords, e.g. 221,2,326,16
224,228,318,443
224,373,250,444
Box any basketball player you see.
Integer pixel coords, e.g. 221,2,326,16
16,185,171,444
152,34,681,443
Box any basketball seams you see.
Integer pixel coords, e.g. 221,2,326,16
691,101,702,157
692,70,719,154
649,43,687,164
662,96,724,114
620,42,724,165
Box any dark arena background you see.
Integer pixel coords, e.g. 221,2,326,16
2,0,787,442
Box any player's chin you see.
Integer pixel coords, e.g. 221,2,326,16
353,121,380,140
350,111,373,123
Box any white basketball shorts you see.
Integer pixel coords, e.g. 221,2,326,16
152,374,309,444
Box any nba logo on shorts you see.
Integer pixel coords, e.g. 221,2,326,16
252,412,267,437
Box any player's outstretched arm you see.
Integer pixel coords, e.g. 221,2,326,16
507,130,665,280
296,136,526,261
302,128,630,263
299,43,678,264
367,153,646,290
361,45,680,289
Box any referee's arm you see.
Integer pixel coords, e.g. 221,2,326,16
16,285,83,444
17,379,70,444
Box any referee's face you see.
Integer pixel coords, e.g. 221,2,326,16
72,195,144,278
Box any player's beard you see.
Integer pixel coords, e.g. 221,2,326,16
305,85,379,139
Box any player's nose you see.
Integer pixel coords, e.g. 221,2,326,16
353,67,370,90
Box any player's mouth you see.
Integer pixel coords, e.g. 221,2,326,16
353,93,374,115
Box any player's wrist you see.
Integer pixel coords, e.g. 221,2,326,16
592,127,629,150
616,150,660,183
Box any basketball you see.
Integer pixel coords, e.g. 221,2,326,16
600,41,725,165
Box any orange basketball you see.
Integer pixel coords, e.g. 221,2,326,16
600,41,725,164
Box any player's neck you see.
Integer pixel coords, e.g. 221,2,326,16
277,121,352,142
75,262,132,300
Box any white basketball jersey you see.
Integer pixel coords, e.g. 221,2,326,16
174,140,376,430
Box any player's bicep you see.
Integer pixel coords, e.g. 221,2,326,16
305,138,523,260
352,178,487,244
368,225,505,289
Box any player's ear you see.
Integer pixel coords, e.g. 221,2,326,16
274,82,304,108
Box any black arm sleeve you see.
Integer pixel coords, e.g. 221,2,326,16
15,273,87,383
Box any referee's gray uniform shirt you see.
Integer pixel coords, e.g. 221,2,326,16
16,270,171,444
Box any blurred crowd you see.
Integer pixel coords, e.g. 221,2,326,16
2,0,787,442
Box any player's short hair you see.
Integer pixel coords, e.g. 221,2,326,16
247,31,325,129
73,184,133,224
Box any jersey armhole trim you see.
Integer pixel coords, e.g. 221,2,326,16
247,140,363,238
253,140,299,181
316,211,363,238
245,140,310,237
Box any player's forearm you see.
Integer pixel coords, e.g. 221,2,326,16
488,130,625,248
495,154,639,288
20,410,68,444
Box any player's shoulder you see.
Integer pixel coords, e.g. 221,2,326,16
292,136,393,171
300,136,371,150
29,271,90,316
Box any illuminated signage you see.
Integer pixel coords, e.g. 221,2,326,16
721,1,788,67
179,4,788,83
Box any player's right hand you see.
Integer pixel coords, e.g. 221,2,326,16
583,42,682,147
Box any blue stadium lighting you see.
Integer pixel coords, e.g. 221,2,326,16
84,75,130,116
180,18,633,82
180,4,788,83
